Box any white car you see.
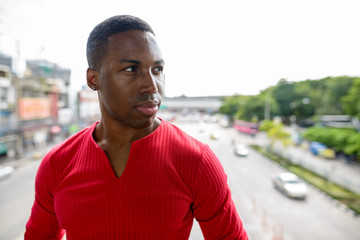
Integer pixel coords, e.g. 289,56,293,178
0,165,15,181
198,122,207,133
210,131,220,140
234,144,249,156
273,172,308,200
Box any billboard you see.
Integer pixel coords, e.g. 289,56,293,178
18,98,51,120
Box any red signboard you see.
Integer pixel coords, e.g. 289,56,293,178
18,98,51,120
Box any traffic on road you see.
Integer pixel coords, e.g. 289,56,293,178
178,120,360,240
1,119,360,240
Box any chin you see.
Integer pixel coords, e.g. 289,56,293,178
131,115,158,129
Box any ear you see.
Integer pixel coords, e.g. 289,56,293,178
86,68,99,91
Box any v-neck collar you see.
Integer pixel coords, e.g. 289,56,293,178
88,118,164,180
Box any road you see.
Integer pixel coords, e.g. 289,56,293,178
177,121,360,240
1,121,360,239
0,158,40,240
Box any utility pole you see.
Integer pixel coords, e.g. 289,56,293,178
265,90,270,120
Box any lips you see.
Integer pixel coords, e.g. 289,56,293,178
135,101,160,116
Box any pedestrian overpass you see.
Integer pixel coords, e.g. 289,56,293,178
161,96,223,113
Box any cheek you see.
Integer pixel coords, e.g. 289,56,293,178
157,80,165,94
100,84,126,106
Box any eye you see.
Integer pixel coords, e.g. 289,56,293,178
124,66,137,72
153,66,164,74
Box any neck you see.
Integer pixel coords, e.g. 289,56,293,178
93,117,161,146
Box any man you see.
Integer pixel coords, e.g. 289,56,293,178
25,15,248,239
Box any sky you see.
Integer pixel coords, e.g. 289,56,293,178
0,0,359,97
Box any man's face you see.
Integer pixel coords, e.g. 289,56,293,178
96,30,165,129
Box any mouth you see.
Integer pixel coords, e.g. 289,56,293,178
135,100,160,116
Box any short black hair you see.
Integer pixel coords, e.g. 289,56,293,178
86,15,155,71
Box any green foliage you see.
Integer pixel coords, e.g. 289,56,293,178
319,76,356,115
259,119,275,132
221,89,280,122
259,120,291,148
303,127,360,159
219,95,247,119
235,94,265,121
272,79,295,120
292,80,320,117
343,134,360,158
267,124,291,147
342,78,360,119
219,76,360,124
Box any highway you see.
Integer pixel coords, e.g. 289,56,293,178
1,121,360,239
178,121,360,240
0,158,40,240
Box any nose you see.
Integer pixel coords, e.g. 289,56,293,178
140,70,159,94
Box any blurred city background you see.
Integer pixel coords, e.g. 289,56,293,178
1,0,360,239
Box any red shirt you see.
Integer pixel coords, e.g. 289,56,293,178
25,119,248,239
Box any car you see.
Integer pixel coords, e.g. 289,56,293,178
309,142,335,159
272,172,308,200
0,165,15,181
234,144,249,156
210,131,220,140
198,121,207,133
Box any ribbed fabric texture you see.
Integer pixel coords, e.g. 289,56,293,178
25,119,248,240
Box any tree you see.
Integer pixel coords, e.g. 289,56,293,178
342,78,360,119
344,134,360,159
320,76,355,115
259,119,275,132
231,89,280,122
292,80,320,119
220,76,359,126
303,126,360,160
272,79,296,123
235,95,264,122
259,120,291,152
219,95,247,120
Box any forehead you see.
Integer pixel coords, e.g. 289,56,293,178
107,30,162,59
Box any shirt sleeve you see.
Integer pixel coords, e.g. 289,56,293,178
25,151,65,239
192,145,248,240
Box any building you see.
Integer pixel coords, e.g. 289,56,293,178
161,96,222,113
77,86,101,126
320,115,356,128
0,55,72,159
19,59,72,151
24,59,71,109
0,53,21,158
158,95,223,122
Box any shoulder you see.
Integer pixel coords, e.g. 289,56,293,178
49,123,94,158
159,119,206,154
39,123,96,180
158,119,222,175
158,121,226,192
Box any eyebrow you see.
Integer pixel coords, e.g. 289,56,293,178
119,59,141,65
155,59,165,65
119,59,165,65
